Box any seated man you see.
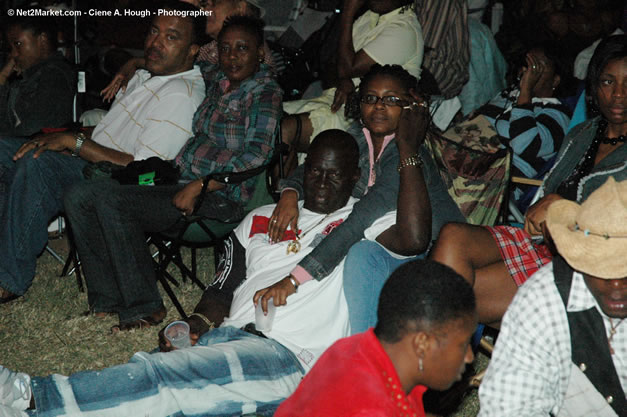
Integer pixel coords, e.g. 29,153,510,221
275,259,477,417
0,0,206,304
479,177,626,417
0,16,75,136
0,130,371,417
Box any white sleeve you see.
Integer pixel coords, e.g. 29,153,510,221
360,21,422,67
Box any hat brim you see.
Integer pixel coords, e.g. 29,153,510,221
546,199,627,279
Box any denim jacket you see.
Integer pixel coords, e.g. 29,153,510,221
539,117,627,203
279,124,464,281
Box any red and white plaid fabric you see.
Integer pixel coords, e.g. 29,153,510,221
487,225,553,286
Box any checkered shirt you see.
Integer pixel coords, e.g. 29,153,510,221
478,262,627,416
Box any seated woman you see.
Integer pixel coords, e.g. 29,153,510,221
275,259,477,417
100,0,270,102
430,34,627,327
281,0,423,154
63,16,283,331
260,65,463,321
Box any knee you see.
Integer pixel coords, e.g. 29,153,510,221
344,240,387,285
64,180,104,217
434,222,474,251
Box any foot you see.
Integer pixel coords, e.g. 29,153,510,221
0,366,31,411
82,310,115,319
111,305,167,333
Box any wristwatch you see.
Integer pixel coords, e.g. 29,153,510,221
72,132,86,157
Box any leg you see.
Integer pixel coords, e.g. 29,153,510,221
343,240,422,334
64,179,184,324
30,327,304,417
0,149,86,296
429,223,516,324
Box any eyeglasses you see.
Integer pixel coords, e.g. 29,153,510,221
360,94,410,107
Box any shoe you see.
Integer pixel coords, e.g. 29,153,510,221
0,404,28,417
0,366,31,411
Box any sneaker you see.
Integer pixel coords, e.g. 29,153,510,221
0,404,28,417
0,367,31,411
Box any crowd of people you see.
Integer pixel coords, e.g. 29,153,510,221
0,0,625,416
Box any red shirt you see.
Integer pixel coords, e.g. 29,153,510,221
275,329,427,417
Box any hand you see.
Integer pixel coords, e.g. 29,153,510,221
517,52,545,103
0,57,16,83
172,179,203,216
158,315,209,352
331,78,355,113
396,91,430,154
13,132,74,161
268,190,299,244
100,58,139,102
524,193,563,236
253,276,298,314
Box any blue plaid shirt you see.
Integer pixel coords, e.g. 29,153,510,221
175,63,282,204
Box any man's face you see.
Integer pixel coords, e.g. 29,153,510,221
583,275,626,319
218,25,263,88
144,15,197,76
6,25,45,73
303,146,359,214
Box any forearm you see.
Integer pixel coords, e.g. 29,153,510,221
509,105,568,159
336,4,359,79
77,136,134,166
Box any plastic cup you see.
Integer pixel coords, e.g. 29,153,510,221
164,320,191,349
255,299,276,332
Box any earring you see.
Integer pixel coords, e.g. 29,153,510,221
259,57,263,63
419,358,424,372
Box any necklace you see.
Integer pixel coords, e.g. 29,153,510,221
608,317,625,355
286,214,331,255
597,119,627,145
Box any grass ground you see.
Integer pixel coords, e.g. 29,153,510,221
0,235,486,416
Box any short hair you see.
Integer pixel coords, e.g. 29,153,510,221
586,34,627,115
155,0,207,46
307,129,359,172
375,259,476,343
6,16,58,50
219,15,265,46
345,64,421,119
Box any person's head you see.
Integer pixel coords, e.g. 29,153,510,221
303,130,361,214
217,15,265,87
585,34,627,123
375,260,477,392
355,64,424,140
202,0,264,39
5,17,57,73
144,1,205,76
519,42,574,98
546,177,627,319
367,0,413,15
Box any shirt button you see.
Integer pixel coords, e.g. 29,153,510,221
578,363,587,372
606,395,613,404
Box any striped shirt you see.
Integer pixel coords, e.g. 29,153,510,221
175,63,282,204
481,91,571,178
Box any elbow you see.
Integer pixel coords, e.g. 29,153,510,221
397,228,431,256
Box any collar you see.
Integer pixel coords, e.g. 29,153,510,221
209,63,274,93
137,65,201,83
566,271,604,315
362,127,395,159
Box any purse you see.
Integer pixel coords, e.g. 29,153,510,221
83,157,180,186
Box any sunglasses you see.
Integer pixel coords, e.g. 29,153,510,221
360,94,411,108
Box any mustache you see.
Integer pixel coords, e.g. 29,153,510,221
145,47,163,60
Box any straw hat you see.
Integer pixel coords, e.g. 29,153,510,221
546,177,627,279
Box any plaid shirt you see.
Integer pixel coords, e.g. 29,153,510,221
175,63,282,204
479,262,626,416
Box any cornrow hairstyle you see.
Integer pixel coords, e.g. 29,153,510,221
219,15,265,46
374,259,476,344
345,64,420,120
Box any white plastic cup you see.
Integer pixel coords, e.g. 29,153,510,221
164,320,191,349
255,299,277,332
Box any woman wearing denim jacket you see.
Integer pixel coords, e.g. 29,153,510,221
257,65,464,323
430,34,627,328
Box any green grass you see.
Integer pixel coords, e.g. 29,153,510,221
0,236,485,416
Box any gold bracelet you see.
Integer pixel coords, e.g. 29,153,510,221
189,312,212,327
397,153,423,172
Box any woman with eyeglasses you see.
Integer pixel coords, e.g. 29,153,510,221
262,65,464,332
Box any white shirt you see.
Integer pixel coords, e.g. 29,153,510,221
479,262,626,416
223,198,362,371
91,66,205,161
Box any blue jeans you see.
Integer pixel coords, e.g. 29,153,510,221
0,137,87,295
343,240,425,334
29,326,305,417
63,178,244,322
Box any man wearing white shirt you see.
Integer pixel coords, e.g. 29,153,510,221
479,177,626,417
0,0,206,305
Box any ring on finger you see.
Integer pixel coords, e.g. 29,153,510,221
271,218,278,223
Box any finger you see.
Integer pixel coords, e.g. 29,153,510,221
13,142,36,160
261,293,270,314
253,289,266,305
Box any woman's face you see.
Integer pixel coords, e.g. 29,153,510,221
218,25,262,88
595,57,627,127
205,0,242,39
360,75,411,138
